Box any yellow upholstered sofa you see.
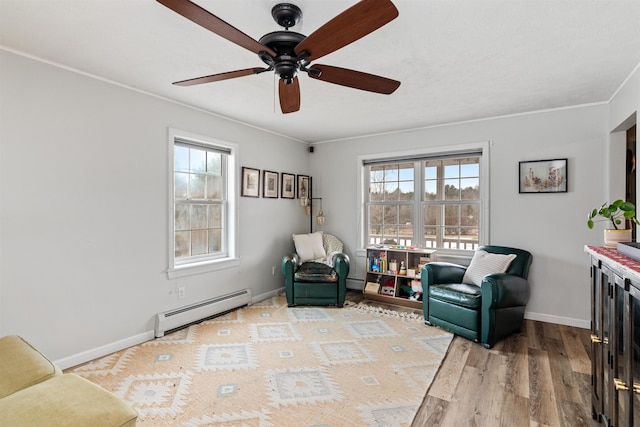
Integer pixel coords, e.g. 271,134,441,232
0,335,137,426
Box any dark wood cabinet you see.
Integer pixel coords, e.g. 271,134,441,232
587,246,640,426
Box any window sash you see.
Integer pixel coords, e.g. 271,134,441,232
365,153,482,251
170,131,233,267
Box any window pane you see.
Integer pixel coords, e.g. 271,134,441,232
369,205,383,225
398,182,414,201
208,204,222,228
190,174,206,199
208,229,221,253
191,205,207,229
206,175,223,200
444,163,459,179
207,152,221,174
425,180,437,200
461,204,479,227
191,230,207,255
461,178,479,199
445,205,459,226
399,205,413,225
444,180,460,200
384,182,398,200
424,205,438,226
399,163,414,180
175,173,188,199
461,163,479,177
190,148,206,173
175,146,189,172
383,205,398,225
175,204,190,231
175,231,190,258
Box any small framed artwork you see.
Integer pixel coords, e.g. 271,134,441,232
519,158,567,193
241,167,260,197
297,175,310,199
263,170,279,198
281,172,295,199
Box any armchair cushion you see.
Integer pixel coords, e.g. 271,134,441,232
293,232,326,263
462,250,517,286
294,262,338,283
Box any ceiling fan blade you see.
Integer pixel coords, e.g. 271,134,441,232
173,68,267,86
279,77,301,114
308,64,400,94
294,0,398,62
156,0,276,56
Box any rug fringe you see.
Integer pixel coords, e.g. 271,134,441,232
344,301,425,323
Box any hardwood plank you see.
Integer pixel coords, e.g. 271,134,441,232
528,347,561,426
497,329,530,398
499,392,529,427
426,337,471,401
558,324,591,375
437,365,485,426
411,394,448,426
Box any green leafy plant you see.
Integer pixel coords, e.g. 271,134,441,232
587,200,640,230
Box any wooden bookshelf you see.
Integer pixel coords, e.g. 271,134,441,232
363,246,436,309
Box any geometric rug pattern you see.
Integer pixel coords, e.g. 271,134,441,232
67,294,452,426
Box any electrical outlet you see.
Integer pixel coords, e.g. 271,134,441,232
272,266,276,275
178,286,186,299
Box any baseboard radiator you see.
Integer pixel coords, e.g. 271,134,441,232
154,289,252,337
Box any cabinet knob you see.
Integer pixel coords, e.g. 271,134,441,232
614,378,629,391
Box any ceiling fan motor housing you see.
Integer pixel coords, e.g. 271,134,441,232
271,3,302,29
259,31,306,83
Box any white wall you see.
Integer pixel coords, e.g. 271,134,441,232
0,50,309,366
2,47,638,365
310,104,612,328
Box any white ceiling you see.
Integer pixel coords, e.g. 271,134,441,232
2,0,640,143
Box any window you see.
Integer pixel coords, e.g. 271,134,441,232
363,144,487,252
168,129,238,277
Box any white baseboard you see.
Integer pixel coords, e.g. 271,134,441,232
55,331,155,370
56,288,287,370
252,288,284,303
347,278,364,290
524,311,590,329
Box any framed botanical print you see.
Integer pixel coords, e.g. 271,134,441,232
519,158,567,193
281,173,295,199
297,175,309,200
241,167,260,197
263,170,279,198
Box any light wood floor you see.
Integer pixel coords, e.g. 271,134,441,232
346,291,598,427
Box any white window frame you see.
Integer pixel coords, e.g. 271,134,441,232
167,128,239,279
357,141,490,256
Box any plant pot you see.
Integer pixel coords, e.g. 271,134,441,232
604,229,632,248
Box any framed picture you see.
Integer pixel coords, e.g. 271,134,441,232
297,175,310,200
263,170,279,198
281,173,295,199
519,158,567,193
241,167,260,197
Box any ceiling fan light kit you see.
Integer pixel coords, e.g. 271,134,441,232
156,0,401,113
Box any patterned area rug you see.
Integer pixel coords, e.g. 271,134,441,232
67,294,453,426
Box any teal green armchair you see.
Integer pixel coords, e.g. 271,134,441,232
422,245,532,348
282,233,350,307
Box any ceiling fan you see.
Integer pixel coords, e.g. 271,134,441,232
156,0,401,114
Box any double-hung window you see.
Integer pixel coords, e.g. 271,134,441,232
363,144,487,252
168,129,238,277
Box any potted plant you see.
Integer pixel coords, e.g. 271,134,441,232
587,200,640,247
